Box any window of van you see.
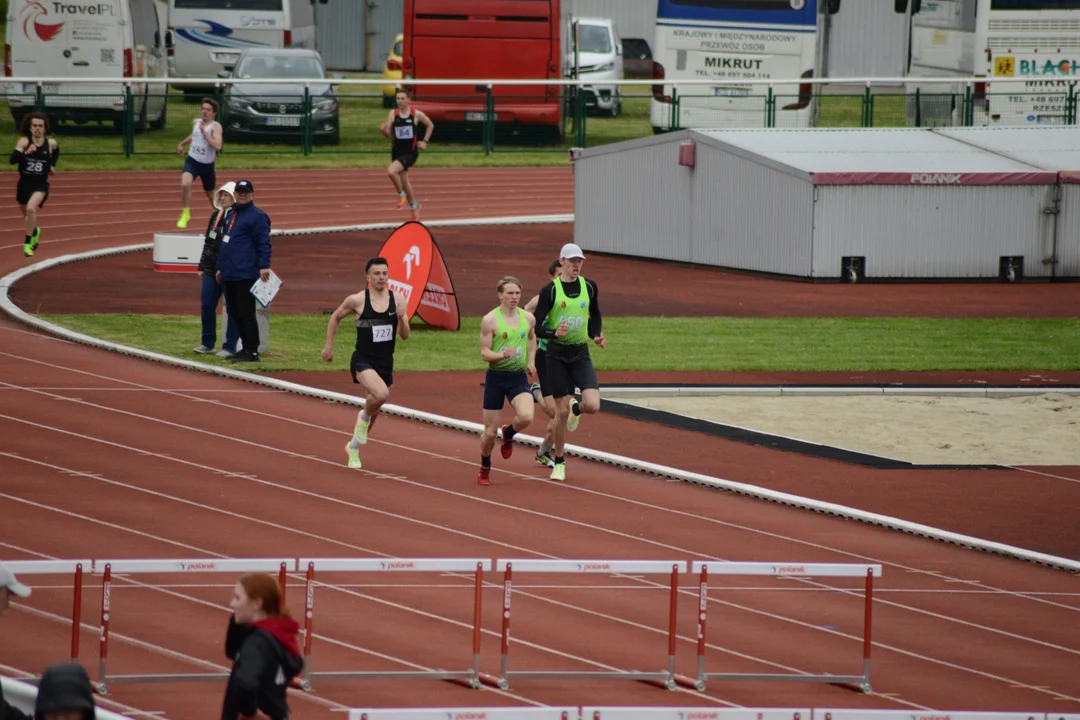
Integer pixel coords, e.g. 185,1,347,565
576,24,612,54
175,0,284,9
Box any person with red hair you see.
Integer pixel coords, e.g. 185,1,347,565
220,573,304,720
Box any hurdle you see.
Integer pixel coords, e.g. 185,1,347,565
348,709,577,720
583,708,810,720
95,557,293,694
2,560,90,665
485,559,689,691
684,561,882,694
298,557,493,689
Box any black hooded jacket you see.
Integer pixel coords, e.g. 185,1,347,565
221,616,304,720
33,663,95,720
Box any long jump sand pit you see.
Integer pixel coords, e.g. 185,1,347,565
614,392,1080,466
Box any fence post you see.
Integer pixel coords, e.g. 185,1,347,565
862,85,873,127
483,84,494,155
766,87,775,128
574,83,586,147
123,86,134,158
914,88,922,128
302,86,312,156
670,86,680,131
1069,82,1077,125
963,84,974,126
35,82,44,112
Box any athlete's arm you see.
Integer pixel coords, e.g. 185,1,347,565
10,137,29,164
205,122,223,151
525,313,538,377
586,279,605,348
394,291,411,340
321,293,364,362
523,294,539,315
49,139,59,171
479,313,504,363
415,110,433,149
531,282,562,339
177,126,194,154
380,110,395,138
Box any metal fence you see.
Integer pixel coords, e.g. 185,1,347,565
3,77,1076,160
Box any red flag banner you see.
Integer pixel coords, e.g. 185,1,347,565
377,221,434,321
416,230,460,331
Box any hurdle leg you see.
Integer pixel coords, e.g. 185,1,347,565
71,563,83,663
97,564,112,695
495,563,512,690
861,568,874,694
301,562,315,691
690,566,709,691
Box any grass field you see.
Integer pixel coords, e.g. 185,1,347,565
40,314,1080,373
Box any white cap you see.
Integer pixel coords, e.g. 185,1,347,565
0,563,31,598
560,243,585,260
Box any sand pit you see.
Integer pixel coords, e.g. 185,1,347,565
615,392,1080,466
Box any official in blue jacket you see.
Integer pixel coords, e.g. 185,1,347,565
216,179,272,362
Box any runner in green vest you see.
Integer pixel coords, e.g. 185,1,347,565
524,258,564,469
477,276,538,486
531,243,607,482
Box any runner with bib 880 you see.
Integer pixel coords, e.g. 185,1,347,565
531,243,606,482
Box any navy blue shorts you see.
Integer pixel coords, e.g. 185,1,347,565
483,369,531,411
183,156,216,191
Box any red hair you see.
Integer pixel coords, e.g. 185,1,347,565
238,573,291,618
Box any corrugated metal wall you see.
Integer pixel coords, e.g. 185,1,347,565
316,0,403,71
812,185,1055,279
574,137,694,262
691,143,813,276
1058,185,1080,278
825,2,910,79
563,0,656,43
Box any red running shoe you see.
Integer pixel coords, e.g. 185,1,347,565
500,425,514,459
477,466,491,486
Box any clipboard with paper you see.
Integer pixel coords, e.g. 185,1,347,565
250,269,283,308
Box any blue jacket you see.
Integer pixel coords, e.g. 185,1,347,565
216,201,271,281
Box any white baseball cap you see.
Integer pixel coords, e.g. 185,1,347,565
0,563,31,598
560,243,585,260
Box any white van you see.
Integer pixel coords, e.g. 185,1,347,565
166,0,322,95
568,17,623,117
4,0,168,129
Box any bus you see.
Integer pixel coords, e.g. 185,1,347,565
897,0,1080,127
165,0,322,96
650,0,836,131
401,0,566,140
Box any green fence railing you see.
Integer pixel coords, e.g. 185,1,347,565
3,83,1076,162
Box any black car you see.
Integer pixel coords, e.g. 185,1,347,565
220,48,339,145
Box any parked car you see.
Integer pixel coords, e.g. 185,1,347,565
621,37,654,79
383,34,404,108
219,48,339,145
567,17,623,117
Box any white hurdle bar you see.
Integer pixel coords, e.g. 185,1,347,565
687,562,883,694
348,709,577,720
1,560,91,667
95,558,293,694
486,559,690,691
298,558,494,689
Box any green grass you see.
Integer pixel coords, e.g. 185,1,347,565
39,314,1080,373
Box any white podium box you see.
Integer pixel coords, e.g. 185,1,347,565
153,233,203,273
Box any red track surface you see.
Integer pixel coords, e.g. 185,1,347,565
2,169,1079,719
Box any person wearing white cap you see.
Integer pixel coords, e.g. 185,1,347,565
530,242,607,482
1,562,33,720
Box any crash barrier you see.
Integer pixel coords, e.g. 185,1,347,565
346,711,1079,720
2,557,881,695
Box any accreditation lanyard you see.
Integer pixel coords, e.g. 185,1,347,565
217,208,238,242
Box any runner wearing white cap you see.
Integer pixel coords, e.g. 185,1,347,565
530,242,606,481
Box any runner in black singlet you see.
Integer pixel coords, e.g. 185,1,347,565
10,112,59,258
322,257,411,470
380,88,433,220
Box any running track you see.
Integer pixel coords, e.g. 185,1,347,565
1,169,1079,718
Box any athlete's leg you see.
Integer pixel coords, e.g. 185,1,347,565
400,169,416,206
509,392,535,431
388,160,405,193
352,368,391,444
480,408,501,459
180,171,194,209
579,387,601,414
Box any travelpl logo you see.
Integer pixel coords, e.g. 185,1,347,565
21,1,65,42
910,173,962,185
